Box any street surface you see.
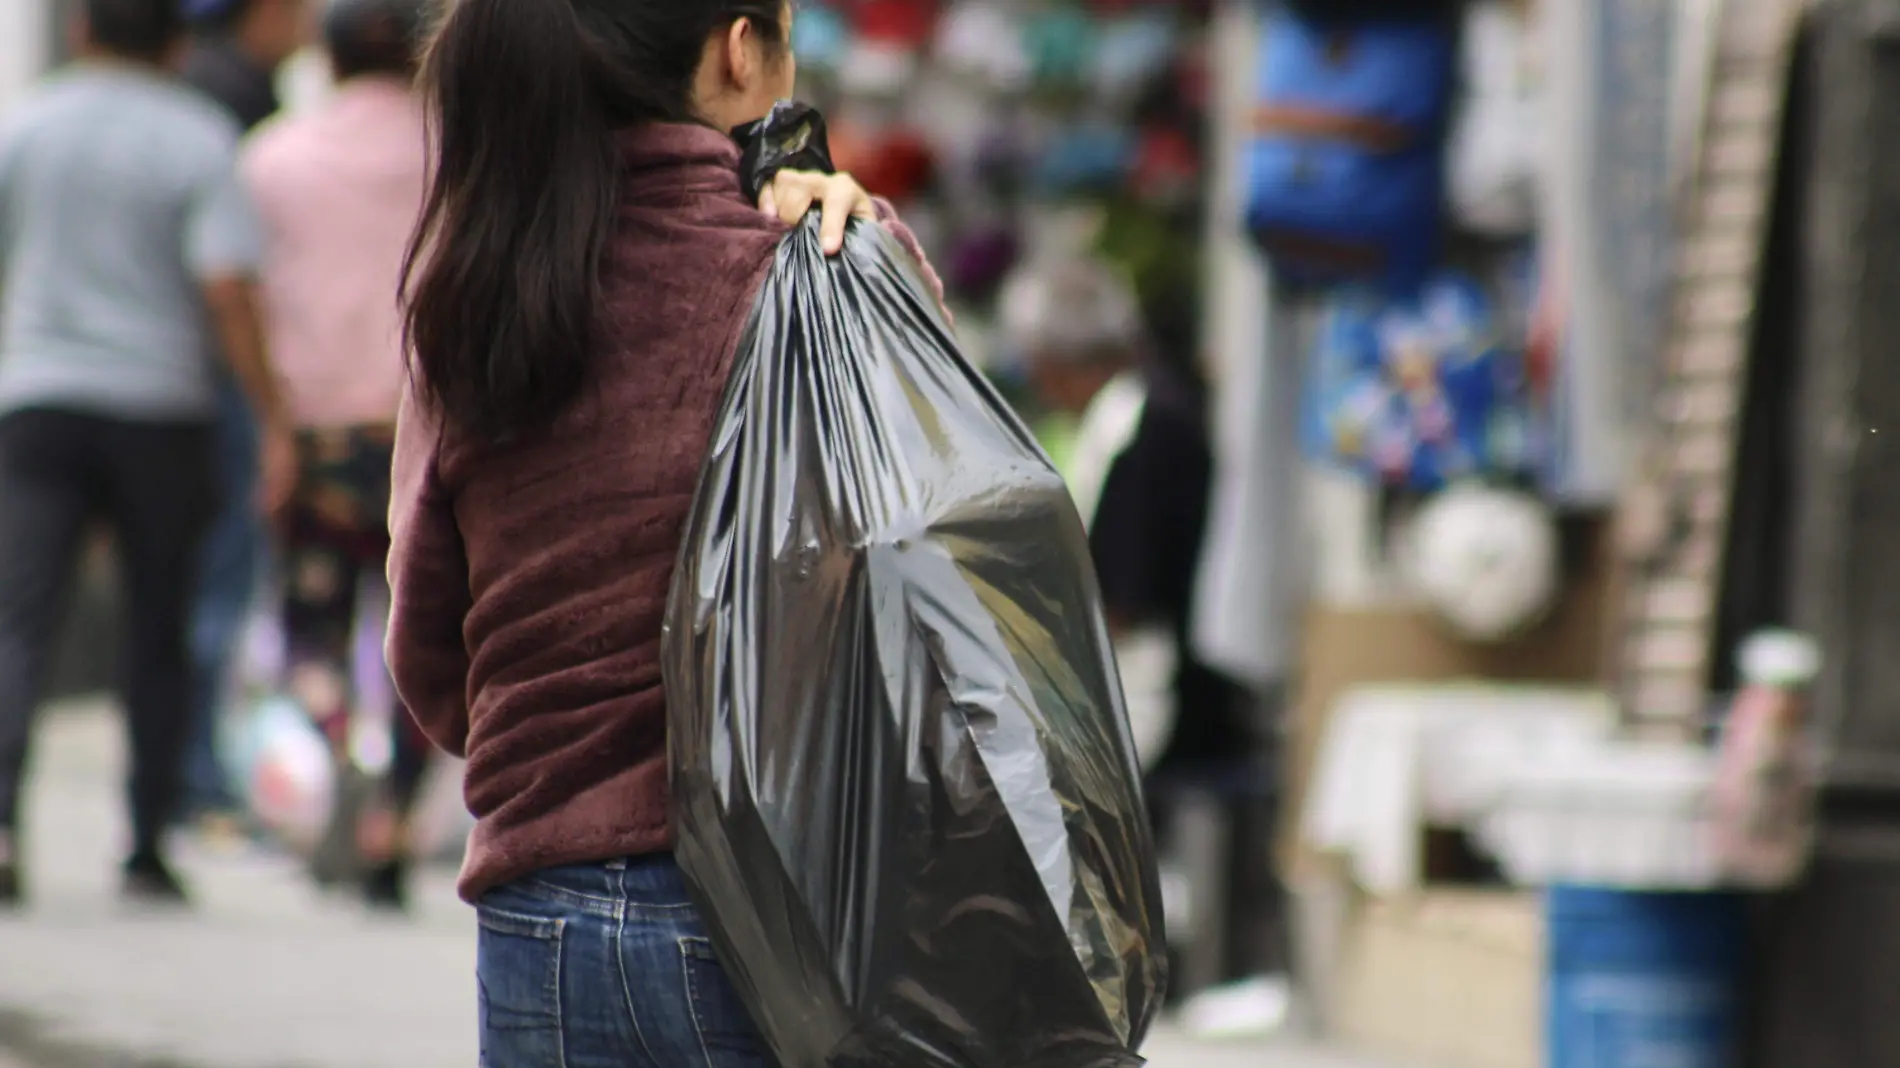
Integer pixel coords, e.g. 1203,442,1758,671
0,701,1403,1068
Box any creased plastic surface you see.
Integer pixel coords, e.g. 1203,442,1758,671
732,102,837,204
662,111,1166,1068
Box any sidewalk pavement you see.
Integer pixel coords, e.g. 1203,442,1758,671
0,701,1404,1068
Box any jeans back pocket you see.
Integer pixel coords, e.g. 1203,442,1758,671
477,904,567,1067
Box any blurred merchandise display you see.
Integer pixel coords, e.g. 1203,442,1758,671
1215,0,1575,656
1446,0,1544,238
1243,13,1455,293
793,0,1214,401
1301,264,1548,495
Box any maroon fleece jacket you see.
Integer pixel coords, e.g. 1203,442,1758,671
386,121,942,902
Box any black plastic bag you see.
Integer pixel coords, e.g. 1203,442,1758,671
663,103,1167,1068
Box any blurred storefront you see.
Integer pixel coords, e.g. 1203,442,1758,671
1219,0,1891,1066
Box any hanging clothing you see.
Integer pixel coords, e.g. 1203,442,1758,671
1191,282,1308,689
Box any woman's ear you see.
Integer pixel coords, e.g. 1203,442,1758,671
723,17,759,93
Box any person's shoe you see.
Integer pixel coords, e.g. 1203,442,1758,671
362,860,409,913
122,853,190,906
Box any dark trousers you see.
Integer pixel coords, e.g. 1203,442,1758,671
280,426,429,816
0,408,216,858
184,375,261,813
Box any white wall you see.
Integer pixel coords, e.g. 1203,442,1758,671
1200,0,1268,395
1190,0,1314,683
0,0,53,114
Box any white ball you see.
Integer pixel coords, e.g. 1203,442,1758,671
1402,484,1560,643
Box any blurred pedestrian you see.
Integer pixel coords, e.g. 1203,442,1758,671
1002,256,1288,992
181,0,307,129
0,0,296,906
177,0,309,829
998,256,1251,780
388,0,942,1062
240,0,432,909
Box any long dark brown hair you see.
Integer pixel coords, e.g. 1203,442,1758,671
401,0,785,441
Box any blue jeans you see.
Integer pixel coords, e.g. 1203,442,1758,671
476,855,780,1068
184,377,261,813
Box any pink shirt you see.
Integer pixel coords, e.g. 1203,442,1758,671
242,78,426,429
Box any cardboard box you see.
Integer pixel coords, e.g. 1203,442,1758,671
1283,517,1614,880
1332,890,1544,1068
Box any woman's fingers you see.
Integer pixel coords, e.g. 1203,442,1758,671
819,180,861,254
765,171,877,255
763,173,818,227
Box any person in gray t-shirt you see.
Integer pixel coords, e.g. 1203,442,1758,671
0,0,295,908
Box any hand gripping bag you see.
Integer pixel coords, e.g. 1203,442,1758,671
663,103,1168,1068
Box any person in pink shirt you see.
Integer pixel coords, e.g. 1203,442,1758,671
239,0,431,910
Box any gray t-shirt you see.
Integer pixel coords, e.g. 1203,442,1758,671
0,63,264,422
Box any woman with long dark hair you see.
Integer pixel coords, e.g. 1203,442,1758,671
387,1,941,1065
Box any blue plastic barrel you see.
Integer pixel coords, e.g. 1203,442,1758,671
1546,887,1745,1068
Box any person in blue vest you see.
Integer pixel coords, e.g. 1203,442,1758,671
176,0,308,830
